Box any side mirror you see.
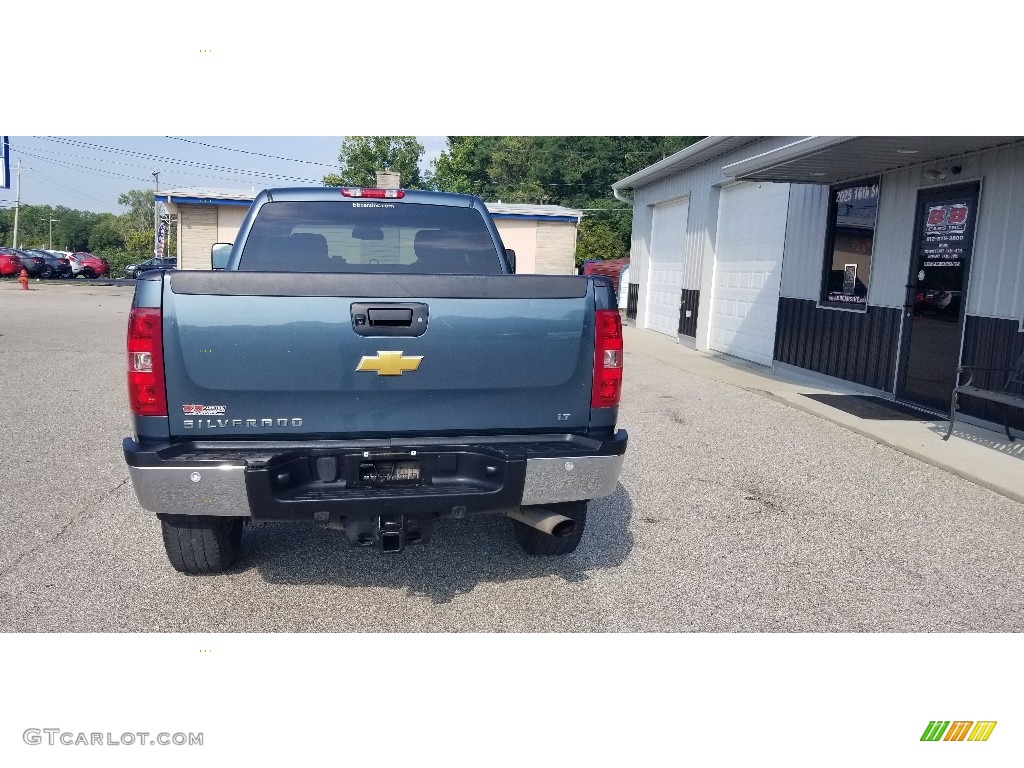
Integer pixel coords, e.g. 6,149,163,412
211,242,233,270
505,248,516,274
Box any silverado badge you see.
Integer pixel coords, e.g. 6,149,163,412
357,351,424,376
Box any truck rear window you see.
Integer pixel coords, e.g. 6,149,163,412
237,201,503,274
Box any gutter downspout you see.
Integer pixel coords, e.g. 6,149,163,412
612,185,637,323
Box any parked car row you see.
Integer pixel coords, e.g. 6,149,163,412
0,248,109,279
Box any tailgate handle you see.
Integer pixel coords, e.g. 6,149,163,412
368,308,413,327
352,302,428,337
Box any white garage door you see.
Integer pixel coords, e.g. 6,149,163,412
709,182,790,365
645,198,689,337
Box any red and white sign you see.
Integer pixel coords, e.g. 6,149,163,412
925,203,969,235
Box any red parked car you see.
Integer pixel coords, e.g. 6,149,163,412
69,252,110,279
0,249,24,277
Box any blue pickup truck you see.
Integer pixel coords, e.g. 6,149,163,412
123,187,627,573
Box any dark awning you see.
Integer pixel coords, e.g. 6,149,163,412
723,136,1024,185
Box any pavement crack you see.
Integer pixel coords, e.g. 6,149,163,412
53,476,131,542
0,476,131,579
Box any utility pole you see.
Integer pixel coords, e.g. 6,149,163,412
48,217,60,250
152,170,160,258
11,160,29,248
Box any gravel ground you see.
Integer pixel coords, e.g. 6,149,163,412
2,280,1023,632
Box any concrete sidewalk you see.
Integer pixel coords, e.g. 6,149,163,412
624,326,1024,505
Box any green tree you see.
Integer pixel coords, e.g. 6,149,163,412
615,136,704,177
574,198,634,268
89,213,125,252
10,204,46,248
429,136,502,195
54,208,96,251
115,189,156,257
0,207,11,247
430,136,702,207
530,136,620,206
322,136,425,189
124,230,154,254
117,189,155,234
486,137,548,203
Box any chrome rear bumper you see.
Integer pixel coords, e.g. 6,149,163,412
125,432,627,517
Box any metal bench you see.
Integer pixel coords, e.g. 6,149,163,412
944,350,1024,441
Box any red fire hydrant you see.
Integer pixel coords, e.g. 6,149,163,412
18,267,30,291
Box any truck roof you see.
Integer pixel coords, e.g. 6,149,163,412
257,187,478,207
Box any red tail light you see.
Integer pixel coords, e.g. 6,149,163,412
340,187,405,199
127,308,167,416
591,309,623,408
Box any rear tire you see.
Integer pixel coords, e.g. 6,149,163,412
159,515,244,574
40,266,53,279
83,267,96,279
511,500,588,556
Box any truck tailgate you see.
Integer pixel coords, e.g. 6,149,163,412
162,271,596,438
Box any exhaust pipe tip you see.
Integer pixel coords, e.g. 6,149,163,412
507,507,576,537
550,518,576,538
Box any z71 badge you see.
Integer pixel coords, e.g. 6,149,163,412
182,404,227,416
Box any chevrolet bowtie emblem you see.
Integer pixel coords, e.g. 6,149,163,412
356,351,424,376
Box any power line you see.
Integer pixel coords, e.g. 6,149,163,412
15,146,313,190
25,141,319,183
33,137,322,183
22,169,114,208
32,166,115,202
164,136,342,168
15,149,156,183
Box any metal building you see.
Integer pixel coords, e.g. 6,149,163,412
614,136,1024,432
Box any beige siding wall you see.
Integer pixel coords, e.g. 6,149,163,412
217,205,248,244
494,220,538,273
534,222,577,275
179,204,218,270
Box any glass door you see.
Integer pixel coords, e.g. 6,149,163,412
898,182,980,409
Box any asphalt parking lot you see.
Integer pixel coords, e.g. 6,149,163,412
1,280,1023,632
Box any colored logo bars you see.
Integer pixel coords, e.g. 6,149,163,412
921,721,996,742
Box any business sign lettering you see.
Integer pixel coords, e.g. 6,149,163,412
835,184,879,204
921,201,971,268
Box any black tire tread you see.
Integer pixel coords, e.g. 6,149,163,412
511,501,588,556
160,515,243,574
